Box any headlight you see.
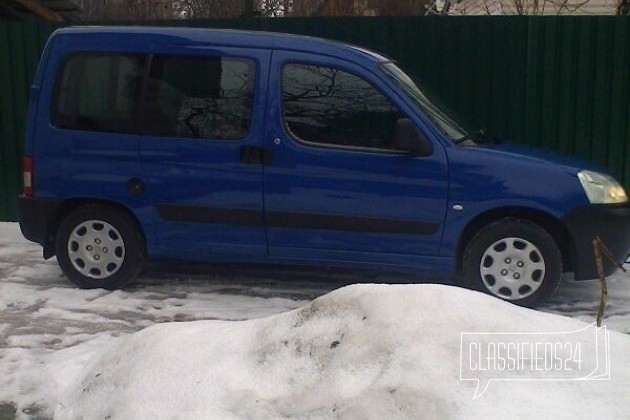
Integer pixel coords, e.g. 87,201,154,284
577,170,628,204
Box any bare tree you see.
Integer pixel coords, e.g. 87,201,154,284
283,64,401,149
172,0,251,18
442,0,593,15
377,0,429,15
77,0,175,20
291,0,325,16
291,0,430,16
260,0,291,16
77,0,259,20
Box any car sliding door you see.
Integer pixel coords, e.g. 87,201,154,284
138,47,271,260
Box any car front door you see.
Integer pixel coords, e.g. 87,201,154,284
264,51,449,268
138,46,271,260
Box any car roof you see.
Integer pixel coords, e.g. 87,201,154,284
54,26,390,65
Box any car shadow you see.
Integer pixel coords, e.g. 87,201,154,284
135,261,455,301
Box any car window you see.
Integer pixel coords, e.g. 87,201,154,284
53,54,145,133
380,62,468,141
142,56,255,140
282,63,405,151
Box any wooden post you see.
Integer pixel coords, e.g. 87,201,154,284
592,237,608,328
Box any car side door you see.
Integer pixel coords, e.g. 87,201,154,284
138,46,271,260
264,51,449,268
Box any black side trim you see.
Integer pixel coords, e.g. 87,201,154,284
157,204,263,226
157,204,439,235
266,211,438,235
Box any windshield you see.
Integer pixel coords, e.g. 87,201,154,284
380,62,468,141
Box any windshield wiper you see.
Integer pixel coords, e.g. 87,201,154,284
454,129,487,145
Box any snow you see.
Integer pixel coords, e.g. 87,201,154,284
1,222,629,419
56,285,630,419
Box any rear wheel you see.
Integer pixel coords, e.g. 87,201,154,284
55,205,145,289
462,218,562,307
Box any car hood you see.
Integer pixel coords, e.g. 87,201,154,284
473,142,608,175
446,141,599,217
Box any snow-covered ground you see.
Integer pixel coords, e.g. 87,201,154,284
1,222,629,419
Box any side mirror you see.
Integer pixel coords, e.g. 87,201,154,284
394,118,433,157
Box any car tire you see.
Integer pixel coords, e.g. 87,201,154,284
461,218,562,307
55,205,145,289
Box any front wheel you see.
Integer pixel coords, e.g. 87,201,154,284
461,218,562,307
55,205,145,289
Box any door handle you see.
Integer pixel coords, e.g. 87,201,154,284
240,146,273,165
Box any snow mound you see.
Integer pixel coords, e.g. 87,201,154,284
55,284,630,419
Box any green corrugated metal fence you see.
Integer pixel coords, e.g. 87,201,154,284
1,17,629,221
0,21,51,222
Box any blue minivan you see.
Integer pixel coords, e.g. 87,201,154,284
18,27,630,305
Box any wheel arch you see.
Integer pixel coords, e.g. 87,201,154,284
44,198,146,259
456,207,575,274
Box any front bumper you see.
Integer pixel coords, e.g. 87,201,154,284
18,195,62,257
562,203,630,280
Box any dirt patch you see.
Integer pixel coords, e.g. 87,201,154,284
0,403,16,420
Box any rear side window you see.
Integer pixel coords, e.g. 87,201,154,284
282,63,404,151
53,54,145,133
142,56,255,140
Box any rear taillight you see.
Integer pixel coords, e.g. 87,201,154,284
22,156,33,196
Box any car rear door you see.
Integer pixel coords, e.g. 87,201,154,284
36,47,148,216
